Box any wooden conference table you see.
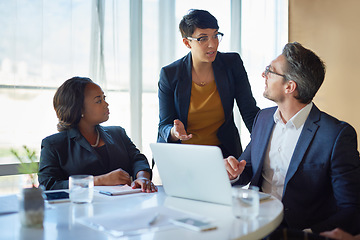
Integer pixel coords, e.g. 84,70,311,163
0,186,283,240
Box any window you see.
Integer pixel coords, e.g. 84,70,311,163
238,0,288,146
0,0,287,194
0,0,133,193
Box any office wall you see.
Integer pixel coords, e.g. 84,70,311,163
289,0,360,148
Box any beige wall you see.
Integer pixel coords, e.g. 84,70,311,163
289,0,360,148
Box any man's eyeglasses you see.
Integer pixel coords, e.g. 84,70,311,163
264,65,286,78
187,32,224,45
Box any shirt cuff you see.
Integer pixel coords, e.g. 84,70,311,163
230,174,240,184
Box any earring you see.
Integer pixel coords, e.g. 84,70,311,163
81,114,84,118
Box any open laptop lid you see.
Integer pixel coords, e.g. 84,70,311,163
150,143,232,205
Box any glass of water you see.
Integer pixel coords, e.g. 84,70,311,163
69,175,94,204
232,185,259,219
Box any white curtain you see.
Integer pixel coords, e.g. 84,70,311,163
90,0,106,87
231,0,289,147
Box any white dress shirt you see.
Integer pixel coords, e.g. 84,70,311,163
261,102,313,200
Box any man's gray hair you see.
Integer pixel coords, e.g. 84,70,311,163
282,42,326,104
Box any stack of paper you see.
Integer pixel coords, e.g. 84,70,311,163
77,206,206,237
0,194,19,215
95,185,142,196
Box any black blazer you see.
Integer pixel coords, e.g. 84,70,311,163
157,52,259,158
38,125,151,190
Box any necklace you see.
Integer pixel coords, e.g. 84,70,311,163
192,68,212,86
91,128,100,147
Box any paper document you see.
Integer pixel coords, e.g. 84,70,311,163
77,206,207,237
95,185,142,196
0,194,19,215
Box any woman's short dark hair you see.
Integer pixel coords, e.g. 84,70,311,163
179,9,219,38
53,76,93,132
282,42,326,104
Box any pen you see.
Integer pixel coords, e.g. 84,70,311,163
148,213,160,226
99,191,113,196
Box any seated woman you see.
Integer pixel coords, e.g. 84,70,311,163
38,77,157,193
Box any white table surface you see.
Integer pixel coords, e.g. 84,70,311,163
0,186,283,240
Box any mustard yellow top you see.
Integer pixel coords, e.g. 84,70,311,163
185,80,225,146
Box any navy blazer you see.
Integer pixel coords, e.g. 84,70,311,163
38,126,151,190
157,52,259,158
236,104,360,234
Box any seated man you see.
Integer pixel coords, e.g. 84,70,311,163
225,42,360,234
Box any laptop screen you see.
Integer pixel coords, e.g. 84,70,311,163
150,143,232,205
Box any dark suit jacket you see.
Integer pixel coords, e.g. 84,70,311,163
157,52,259,158
38,126,151,190
236,104,360,234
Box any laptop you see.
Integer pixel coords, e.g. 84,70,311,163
150,143,232,205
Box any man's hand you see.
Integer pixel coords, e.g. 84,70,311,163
224,156,246,180
320,228,358,240
170,119,192,141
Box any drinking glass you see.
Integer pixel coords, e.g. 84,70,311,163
232,185,259,219
69,175,94,203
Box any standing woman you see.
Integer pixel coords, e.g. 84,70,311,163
157,9,259,158
39,77,157,192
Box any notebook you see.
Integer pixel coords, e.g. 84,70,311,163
150,143,232,205
95,185,142,196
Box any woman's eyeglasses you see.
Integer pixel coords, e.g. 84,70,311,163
187,32,224,45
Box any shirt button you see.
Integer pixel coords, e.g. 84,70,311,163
278,147,281,152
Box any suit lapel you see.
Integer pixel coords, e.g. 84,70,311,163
69,127,106,169
212,53,232,116
177,53,193,128
69,128,93,153
283,105,321,193
98,126,117,169
251,108,277,185
98,126,114,146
